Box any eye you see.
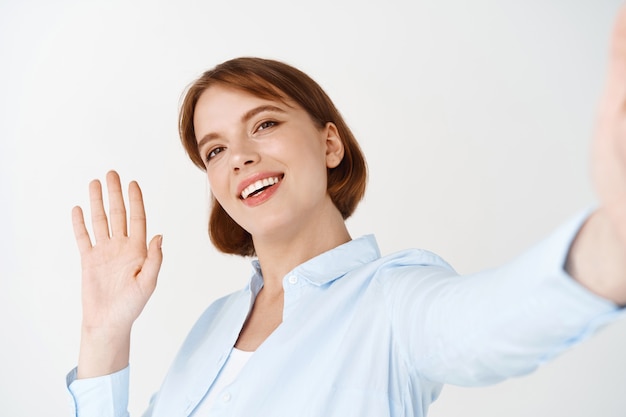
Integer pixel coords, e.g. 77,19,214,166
205,146,225,163
256,120,277,132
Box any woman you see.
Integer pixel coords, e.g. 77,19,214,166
67,7,626,417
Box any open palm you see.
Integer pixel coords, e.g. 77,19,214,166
72,170,162,331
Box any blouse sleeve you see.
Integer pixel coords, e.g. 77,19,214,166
66,366,131,417
383,209,624,386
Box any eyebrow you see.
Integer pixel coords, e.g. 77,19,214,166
197,104,287,150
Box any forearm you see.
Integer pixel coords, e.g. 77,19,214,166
77,325,131,379
566,208,626,307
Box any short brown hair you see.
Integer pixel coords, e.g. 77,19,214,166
179,57,367,256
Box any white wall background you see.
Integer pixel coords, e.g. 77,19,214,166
1,0,625,415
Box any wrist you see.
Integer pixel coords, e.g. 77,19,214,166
566,209,626,306
77,325,131,379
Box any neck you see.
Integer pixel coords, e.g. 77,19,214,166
252,208,351,293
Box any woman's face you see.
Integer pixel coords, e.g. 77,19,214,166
193,84,344,242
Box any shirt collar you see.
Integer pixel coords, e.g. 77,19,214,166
250,235,380,288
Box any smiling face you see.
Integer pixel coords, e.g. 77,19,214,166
193,84,345,244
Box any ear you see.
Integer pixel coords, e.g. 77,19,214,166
324,122,345,169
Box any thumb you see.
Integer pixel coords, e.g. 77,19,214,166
139,234,163,291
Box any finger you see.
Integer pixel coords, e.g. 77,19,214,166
89,179,110,241
593,6,626,201
71,206,93,254
138,235,163,293
106,170,128,237
611,5,626,133
604,4,626,110
128,180,146,242
611,5,626,75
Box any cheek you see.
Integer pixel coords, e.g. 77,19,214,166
295,157,330,199
206,169,231,202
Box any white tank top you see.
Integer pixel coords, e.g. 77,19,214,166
191,347,254,416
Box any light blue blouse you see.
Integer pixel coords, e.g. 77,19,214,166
67,213,621,417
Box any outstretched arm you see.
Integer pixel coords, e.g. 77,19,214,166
72,170,163,378
567,4,626,307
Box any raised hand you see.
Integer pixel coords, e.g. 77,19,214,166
72,170,163,378
593,4,626,244
567,4,626,306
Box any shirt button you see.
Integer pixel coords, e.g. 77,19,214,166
288,275,298,284
222,392,231,402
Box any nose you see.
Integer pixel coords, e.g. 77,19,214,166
229,140,260,173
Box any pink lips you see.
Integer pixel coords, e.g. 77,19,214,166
237,172,284,206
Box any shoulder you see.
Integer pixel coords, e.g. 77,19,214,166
356,248,459,300
333,243,458,297
369,247,456,278
379,248,455,270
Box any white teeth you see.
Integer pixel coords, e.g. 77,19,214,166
241,176,281,199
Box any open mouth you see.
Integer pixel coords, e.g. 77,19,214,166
240,175,283,199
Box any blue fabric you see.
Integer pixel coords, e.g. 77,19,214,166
67,213,622,417
67,366,130,417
